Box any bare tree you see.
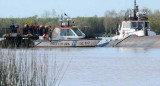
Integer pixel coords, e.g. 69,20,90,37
51,9,57,18
41,10,51,18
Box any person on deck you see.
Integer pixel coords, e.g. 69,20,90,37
15,25,20,33
23,23,29,35
33,23,39,36
44,25,49,35
16,25,21,34
39,25,44,36
42,25,49,40
10,23,15,33
29,24,34,35
48,26,53,40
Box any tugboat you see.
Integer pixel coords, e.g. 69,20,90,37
34,15,101,47
112,0,156,40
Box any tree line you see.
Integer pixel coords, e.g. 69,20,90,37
0,8,160,37
104,8,160,36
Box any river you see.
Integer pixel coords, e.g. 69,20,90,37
0,47,160,86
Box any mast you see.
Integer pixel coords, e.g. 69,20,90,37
134,0,136,10
134,0,137,20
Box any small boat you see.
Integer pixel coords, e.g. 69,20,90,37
112,0,156,40
34,18,101,47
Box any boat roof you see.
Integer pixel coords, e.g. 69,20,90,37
56,26,77,29
122,20,149,22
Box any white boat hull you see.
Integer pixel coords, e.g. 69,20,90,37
132,30,156,37
34,39,101,47
112,30,156,41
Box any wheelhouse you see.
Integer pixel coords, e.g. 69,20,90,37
52,26,85,40
121,21,150,31
112,0,156,40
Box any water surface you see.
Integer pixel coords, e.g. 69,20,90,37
0,47,160,86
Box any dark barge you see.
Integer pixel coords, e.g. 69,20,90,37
0,33,35,48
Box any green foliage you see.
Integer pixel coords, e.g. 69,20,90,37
1,8,160,37
0,17,59,28
0,16,105,37
148,10,160,34
104,10,124,36
73,16,105,37
103,9,160,36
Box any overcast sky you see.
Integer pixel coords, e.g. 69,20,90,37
0,0,159,18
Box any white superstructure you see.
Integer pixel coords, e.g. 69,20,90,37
112,0,156,40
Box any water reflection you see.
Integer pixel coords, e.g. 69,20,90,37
118,47,150,52
0,49,72,86
117,47,160,57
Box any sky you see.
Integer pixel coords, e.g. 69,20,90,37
0,0,160,18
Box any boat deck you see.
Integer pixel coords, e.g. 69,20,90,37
34,39,101,47
106,35,160,47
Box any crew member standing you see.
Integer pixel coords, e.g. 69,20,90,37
39,25,44,36
17,25,21,34
43,25,49,40
15,25,20,33
23,23,29,35
48,26,53,40
33,23,39,36
44,25,49,35
29,24,34,35
10,23,15,33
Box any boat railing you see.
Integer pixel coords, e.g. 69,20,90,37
0,28,11,37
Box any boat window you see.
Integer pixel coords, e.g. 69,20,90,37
60,29,75,36
67,29,75,36
123,22,130,28
138,22,144,30
145,22,150,28
127,22,131,28
131,22,137,29
72,29,83,36
60,29,66,36
123,22,127,28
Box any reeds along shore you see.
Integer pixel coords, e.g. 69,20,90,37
0,49,72,86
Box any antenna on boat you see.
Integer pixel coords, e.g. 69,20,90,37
134,0,136,20
59,12,74,27
133,0,139,20
60,11,69,27
134,0,136,10
60,13,63,27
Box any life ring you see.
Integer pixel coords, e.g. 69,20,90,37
43,34,49,40
122,30,125,37
45,34,49,40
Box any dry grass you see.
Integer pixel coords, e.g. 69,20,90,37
0,48,72,86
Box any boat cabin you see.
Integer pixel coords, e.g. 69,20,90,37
112,0,156,40
52,26,85,40
50,18,85,40
117,0,156,39
118,12,156,37
119,20,150,33
38,18,85,40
